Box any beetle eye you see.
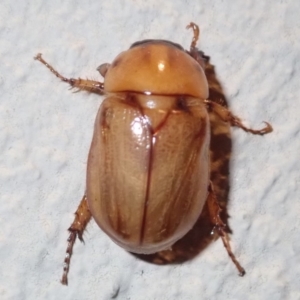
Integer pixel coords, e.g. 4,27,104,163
97,63,110,77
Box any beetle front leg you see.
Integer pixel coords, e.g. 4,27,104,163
34,53,104,94
186,22,200,50
207,182,246,276
205,99,273,135
61,194,92,285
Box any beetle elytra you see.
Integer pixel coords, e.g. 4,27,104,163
34,23,272,285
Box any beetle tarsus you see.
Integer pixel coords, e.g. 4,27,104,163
204,99,273,135
61,195,92,285
207,183,246,276
61,230,76,285
217,226,246,277
34,53,71,83
186,22,200,50
34,53,105,94
186,23,208,69
229,116,273,135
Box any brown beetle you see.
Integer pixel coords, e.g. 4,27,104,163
34,23,272,285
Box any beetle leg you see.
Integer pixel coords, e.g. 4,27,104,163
61,194,92,285
186,23,208,69
186,22,200,50
34,53,105,94
205,99,273,135
207,182,246,276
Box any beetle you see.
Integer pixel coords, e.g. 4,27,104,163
34,22,272,285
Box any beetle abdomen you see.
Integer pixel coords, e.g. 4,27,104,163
87,95,210,254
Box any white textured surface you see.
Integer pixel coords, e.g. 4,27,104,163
1,1,299,299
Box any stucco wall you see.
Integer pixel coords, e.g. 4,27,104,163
1,1,299,299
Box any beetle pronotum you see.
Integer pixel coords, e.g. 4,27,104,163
34,23,272,285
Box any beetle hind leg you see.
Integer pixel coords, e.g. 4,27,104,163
34,53,104,94
61,194,92,285
207,183,246,276
205,99,273,135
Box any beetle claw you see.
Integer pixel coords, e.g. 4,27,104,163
261,122,273,134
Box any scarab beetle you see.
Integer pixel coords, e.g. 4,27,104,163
34,23,272,285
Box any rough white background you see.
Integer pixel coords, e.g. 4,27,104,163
1,1,299,299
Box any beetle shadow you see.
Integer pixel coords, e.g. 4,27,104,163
132,53,234,265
